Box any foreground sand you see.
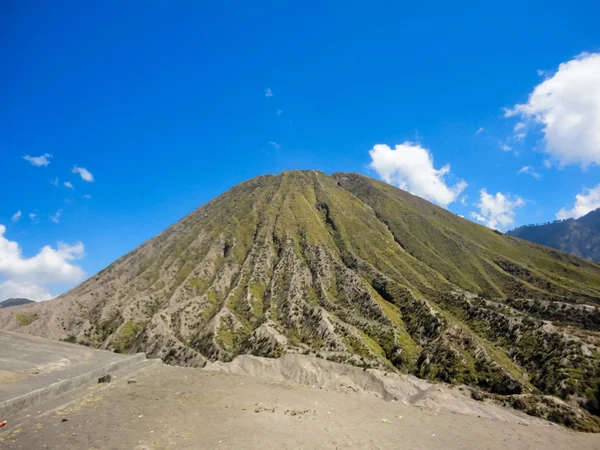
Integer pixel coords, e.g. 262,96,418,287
1,362,598,450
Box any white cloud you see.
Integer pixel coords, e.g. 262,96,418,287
64,181,74,189
51,178,59,187
556,184,600,220
0,224,85,300
475,127,485,135
470,189,524,230
0,280,52,301
72,166,94,182
11,211,22,222
470,212,487,223
505,52,600,167
82,194,91,199
28,213,37,220
514,122,526,132
50,209,62,223
23,153,52,167
268,141,281,150
500,144,512,152
265,88,273,97
368,142,467,207
517,165,541,179
513,122,527,141
460,195,467,206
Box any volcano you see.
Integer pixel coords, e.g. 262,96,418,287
3,170,600,418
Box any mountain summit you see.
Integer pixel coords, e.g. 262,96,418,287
2,170,600,420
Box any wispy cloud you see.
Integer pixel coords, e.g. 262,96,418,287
513,122,527,141
64,181,74,189
500,144,512,152
72,166,94,182
268,141,281,150
50,209,62,223
23,153,52,167
514,122,525,132
29,213,37,220
82,194,91,199
51,178,59,187
517,165,541,179
277,109,283,116
475,127,484,135
265,88,273,97
11,211,22,222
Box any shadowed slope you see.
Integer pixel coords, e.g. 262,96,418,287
508,208,600,263
0,298,33,309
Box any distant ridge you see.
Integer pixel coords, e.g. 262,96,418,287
508,208,600,263
0,298,34,308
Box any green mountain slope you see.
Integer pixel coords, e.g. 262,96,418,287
2,170,600,426
508,208,600,263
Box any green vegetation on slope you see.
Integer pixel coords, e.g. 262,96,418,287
15,312,39,326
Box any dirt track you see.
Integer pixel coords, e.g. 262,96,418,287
1,362,598,450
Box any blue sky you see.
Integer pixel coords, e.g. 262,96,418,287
1,1,599,300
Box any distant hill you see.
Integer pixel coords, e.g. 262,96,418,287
508,208,600,263
1,171,600,424
0,298,34,308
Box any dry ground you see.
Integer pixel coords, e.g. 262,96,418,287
1,362,599,450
